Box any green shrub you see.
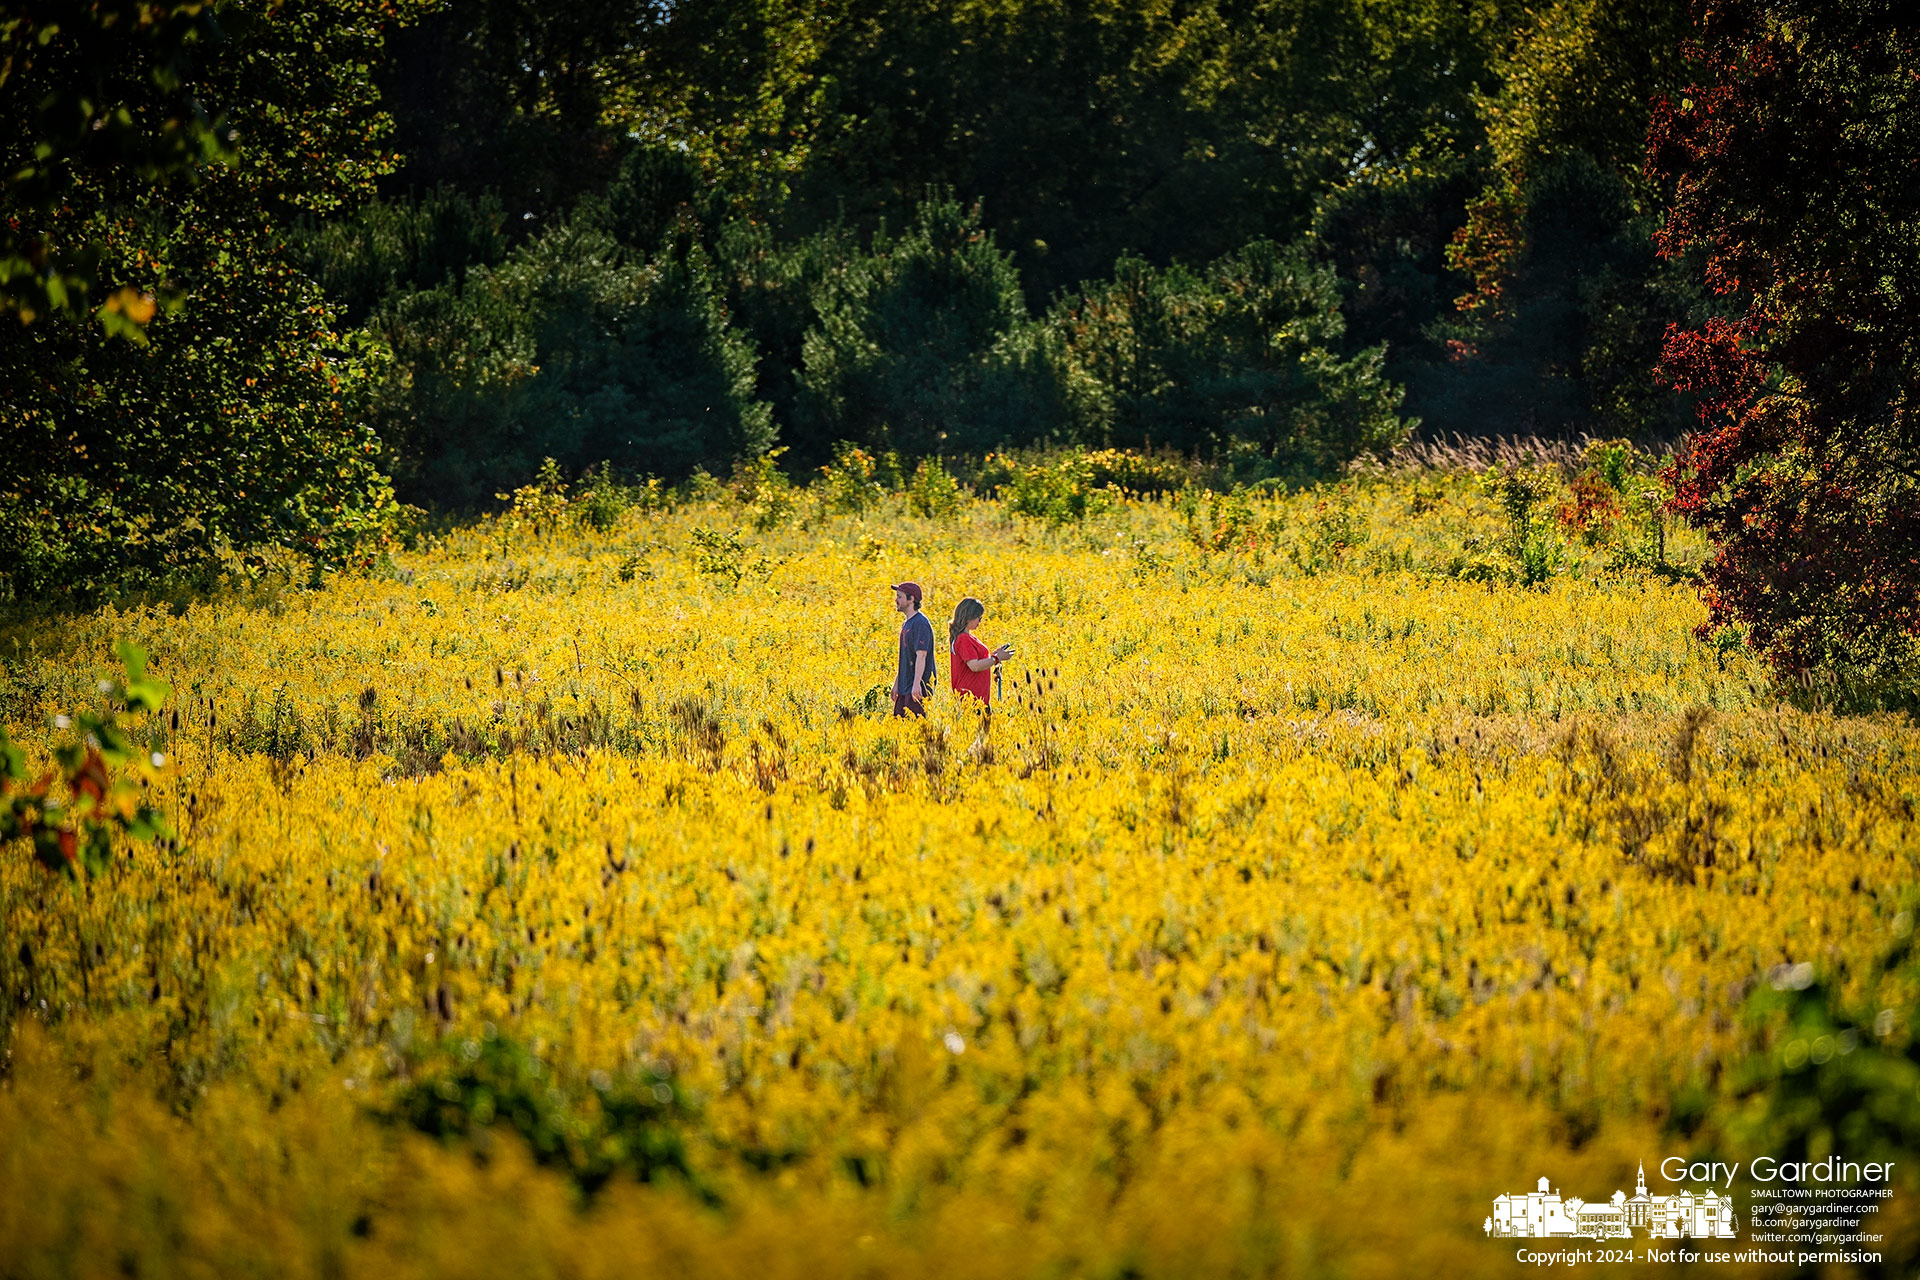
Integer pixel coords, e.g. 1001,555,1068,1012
1189,488,1259,553
688,527,772,587
1480,464,1563,586
1083,448,1198,495
816,442,886,515
999,452,1115,524
906,457,964,519
1701,920,1920,1177
1292,483,1370,572
495,458,571,534
392,1033,693,1196
1582,437,1640,492
1,643,172,878
731,448,798,530
573,461,635,532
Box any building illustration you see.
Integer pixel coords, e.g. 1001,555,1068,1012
1487,1164,1737,1240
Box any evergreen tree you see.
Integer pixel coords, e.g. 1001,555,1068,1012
1047,240,1413,471
370,211,772,504
796,193,1055,460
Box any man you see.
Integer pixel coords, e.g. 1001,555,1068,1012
891,580,937,717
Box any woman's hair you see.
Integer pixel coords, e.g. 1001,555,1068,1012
948,596,985,645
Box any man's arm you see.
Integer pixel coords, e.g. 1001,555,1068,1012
912,649,928,697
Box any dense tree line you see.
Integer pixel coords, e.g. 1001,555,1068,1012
4,0,1699,528
12,0,1917,695
282,0,1704,503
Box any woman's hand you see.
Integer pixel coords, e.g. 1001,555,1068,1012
991,643,1014,663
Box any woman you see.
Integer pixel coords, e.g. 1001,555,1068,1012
948,596,1013,705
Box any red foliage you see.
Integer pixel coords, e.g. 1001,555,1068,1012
1656,317,1761,426
1648,0,1920,682
1557,473,1624,542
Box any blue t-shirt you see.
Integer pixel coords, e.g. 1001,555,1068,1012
896,611,937,696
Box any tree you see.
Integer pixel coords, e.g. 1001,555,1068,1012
373,0,660,224
1436,0,1697,439
1046,240,1413,470
713,218,862,471
292,185,511,328
369,210,773,504
1,0,234,335
1313,166,1486,406
0,0,410,601
796,192,1053,460
613,0,1511,306
1425,152,1701,438
1650,0,1920,692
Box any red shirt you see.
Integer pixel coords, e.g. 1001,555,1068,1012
951,631,992,702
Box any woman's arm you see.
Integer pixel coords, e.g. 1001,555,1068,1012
965,656,995,672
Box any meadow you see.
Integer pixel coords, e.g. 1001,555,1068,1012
2,451,1917,1278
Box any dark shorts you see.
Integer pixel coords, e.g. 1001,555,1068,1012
892,690,925,718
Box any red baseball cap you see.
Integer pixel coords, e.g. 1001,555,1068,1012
891,581,922,605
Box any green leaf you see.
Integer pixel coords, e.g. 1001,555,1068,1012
0,728,24,783
116,642,172,712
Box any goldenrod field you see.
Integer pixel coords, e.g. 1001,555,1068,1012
3,466,1917,1278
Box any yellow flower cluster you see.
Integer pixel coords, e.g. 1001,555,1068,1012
1,476,1916,1278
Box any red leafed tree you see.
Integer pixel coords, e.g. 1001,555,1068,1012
1648,1,1920,692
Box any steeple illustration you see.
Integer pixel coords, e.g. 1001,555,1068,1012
1490,1160,1733,1240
